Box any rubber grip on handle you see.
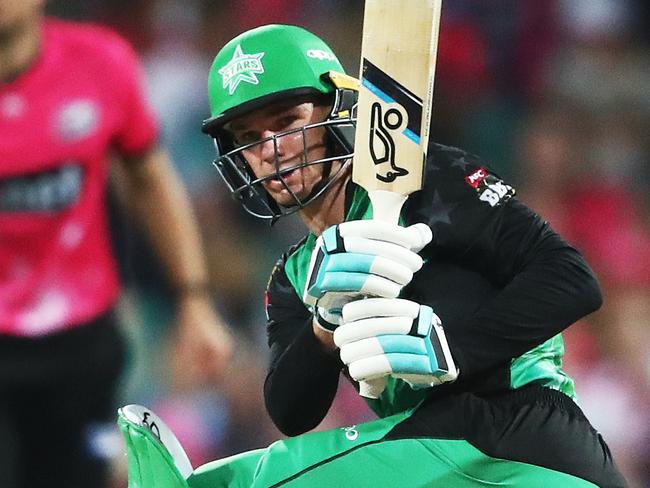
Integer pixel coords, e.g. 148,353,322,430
359,377,387,399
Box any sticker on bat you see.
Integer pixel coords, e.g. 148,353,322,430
369,102,409,183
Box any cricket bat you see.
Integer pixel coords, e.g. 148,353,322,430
352,0,443,398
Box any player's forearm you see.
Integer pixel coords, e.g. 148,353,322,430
264,323,342,436
451,230,602,378
121,148,210,293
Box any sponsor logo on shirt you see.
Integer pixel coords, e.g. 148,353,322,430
342,425,359,441
264,289,270,321
265,261,284,320
477,174,515,207
465,167,515,207
219,44,265,95
0,164,84,212
464,166,488,189
57,100,100,142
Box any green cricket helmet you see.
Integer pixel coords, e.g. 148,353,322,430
201,24,358,222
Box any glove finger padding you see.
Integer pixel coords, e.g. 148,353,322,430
339,335,430,363
333,298,419,343
335,298,459,388
341,237,424,272
340,335,434,382
338,220,432,253
315,255,414,290
341,297,420,324
334,298,420,347
333,315,414,345
304,222,432,307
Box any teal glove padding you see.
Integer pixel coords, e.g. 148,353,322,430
334,298,459,389
117,405,193,488
304,220,432,331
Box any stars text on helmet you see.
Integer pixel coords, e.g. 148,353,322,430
218,45,265,95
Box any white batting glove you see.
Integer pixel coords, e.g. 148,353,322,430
304,220,432,332
334,298,458,389
313,292,355,333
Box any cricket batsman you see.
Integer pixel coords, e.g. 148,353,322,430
120,24,627,488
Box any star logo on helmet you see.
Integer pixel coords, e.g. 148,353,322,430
218,44,265,95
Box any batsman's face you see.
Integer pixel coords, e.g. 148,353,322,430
227,100,331,206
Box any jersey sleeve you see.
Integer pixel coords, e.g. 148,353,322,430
406,145,516,254
450,199,602,378
103,32,159,156
263,254,343,436
406,145,602,378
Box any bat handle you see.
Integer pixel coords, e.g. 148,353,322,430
369,190,407,224
359,378,387,399
357,190,409,399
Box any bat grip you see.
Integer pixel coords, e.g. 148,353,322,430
359,378,387,399
356,190,409,399
369,190,407,224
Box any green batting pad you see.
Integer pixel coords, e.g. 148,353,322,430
187,410,413,487
276,439,600,487
117,412,190,488
189,449,266,488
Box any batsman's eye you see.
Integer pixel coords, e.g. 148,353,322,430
233,131,259,146
276,114,299,129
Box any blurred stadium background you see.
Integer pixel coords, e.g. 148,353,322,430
45,0,650,486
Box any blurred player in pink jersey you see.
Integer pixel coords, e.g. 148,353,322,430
0,1,233,486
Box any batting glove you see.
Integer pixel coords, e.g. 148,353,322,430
334,298,458,389
304,220,432,332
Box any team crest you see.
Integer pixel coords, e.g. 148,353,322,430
219,44,265,95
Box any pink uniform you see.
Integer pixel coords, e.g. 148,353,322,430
0,19,158,336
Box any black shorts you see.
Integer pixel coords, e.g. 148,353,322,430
188,384,627,487
387,383,628,487
0,310,125,488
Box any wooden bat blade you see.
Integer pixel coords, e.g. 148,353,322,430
351,0,443,399
352,0,442,198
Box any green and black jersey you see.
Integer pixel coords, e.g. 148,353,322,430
263,143,601,436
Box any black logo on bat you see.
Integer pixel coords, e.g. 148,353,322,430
141,411,162,441
368,102,409,183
